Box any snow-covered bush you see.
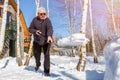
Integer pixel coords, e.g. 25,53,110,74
103,37,120,80
57,33,89,47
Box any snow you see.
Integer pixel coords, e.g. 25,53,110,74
58,33,89,47
103,37,120,80
0,55,105,80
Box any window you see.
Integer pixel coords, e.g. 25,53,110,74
0,8,3,17
0,0,4,5
6,12,12,27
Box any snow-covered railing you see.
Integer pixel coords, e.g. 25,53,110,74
103,37,120,80
57,33,89,47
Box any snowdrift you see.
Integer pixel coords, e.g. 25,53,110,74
103,37,120,80
57,33,89,47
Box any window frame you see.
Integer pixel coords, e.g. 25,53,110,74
0,0,4,5
0,7,3,17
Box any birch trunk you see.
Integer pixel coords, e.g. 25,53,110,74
24,35,33,66
16,0,22,66
89,0,98,63
0,0,8,56
110,0,118,37
65,0,72,35
24,0,40,66
47,0,49,17
35,0,40,16
70,0,76,57
72,0,76,34
79,0,83,11
104,0,118,37
20,27,24,58
76,0,88,71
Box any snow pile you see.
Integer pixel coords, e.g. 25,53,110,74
103,37,120,80
58,33,89,47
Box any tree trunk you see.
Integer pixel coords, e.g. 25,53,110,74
16,0,22,66
47,0,49,17
79,0,83,11
24,35,33,66
89,0,98,63
0,0,8,56
64,0,72,35
77,45,86,71
35,0,40,16
104,0,118,37
72,0,76,34
76,0,88,71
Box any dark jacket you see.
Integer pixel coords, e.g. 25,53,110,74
29,16,53,45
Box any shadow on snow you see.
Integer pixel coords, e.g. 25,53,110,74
86,70,104,80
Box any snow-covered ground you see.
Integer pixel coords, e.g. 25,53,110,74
0,54,105,80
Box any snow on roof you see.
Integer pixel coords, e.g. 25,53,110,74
57,33,89,47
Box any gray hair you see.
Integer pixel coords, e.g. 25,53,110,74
37,7,46,13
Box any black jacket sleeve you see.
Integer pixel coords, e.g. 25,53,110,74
29,18,36,34
46,18,53,37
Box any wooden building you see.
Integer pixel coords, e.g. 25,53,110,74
0,0,30,57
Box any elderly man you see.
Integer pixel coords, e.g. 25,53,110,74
29,7,53,76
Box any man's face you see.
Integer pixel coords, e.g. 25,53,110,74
38,10,46,20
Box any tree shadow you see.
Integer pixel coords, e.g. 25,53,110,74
24,65,42,73
86,70,104,80
60,71,80,80
1,59,9,69
50,72,61,78
24,65,60,78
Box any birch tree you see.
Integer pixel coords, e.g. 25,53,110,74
71,0,76,57
16,0,23,66
47,0,49,17
104,0,118,37
0,0,8,56
72,0,76,34
24,0,40,66
89,0,98,63
76,0,89,71
65,0,72,35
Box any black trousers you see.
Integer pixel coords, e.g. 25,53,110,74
33,42,50,73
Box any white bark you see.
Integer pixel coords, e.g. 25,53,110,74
16,0,22,66
89,0,98,63
111,0,118,37
76,0,88,71
65,0,72,35
35,0,40,16
24,35,33,66
104,0,118,37
80,0,88,34
72,0,76,34
79,0,83,11
47,0,49,17
0,0,8,55
20,27,24,58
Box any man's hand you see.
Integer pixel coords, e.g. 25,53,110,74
47,36,53,43
36,30,42,35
